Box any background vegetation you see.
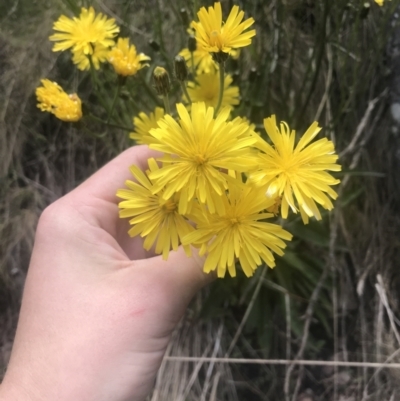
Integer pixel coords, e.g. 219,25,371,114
1,0,400,400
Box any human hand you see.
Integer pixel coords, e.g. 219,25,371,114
0,145,211,401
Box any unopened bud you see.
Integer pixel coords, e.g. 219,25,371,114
188,35,197,53
153,67,171,95
248,67,259,82
174,55,189,81
180,8,190,27
149,39,160,52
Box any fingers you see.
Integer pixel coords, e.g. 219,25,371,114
138,247,215,305
70,145,161,203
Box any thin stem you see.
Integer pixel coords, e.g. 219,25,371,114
107,78,122,123
190,51,196,78
163,94,171,114
86,114,133,132
214,62,225,116
181,82,192,104
138,73,163,106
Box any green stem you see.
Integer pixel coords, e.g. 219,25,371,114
214,62,225,116
163,94,171,115
138,73,163,106
86,114,133,132
88,55,110,113
107,79,122,123
190,51,196,78
181,82,192,104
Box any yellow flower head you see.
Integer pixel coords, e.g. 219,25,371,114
147,102,258,215
50,7,119,70
117,159,194,260
130,107,165,145
179,46,216,74
187,72,239,109
108,38,150,76
72,43,110,70
36,79,82,122
192,2,256,54
251,115,341,224
183,176,292,278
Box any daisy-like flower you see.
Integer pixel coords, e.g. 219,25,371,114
179,46,216,74
130,107,164,145
187,72,239,109
108,37,150,76
72,43,110,70
148,102,258,215
192,2,256,55
36,79,82,122
251,115,341,224
49,7,119,70
117,158,194,260
183,176,292,278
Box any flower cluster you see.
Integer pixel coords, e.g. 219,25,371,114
37,3,342,278
36,7,151,122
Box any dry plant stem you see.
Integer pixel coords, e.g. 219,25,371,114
362,348,400,401
164,356,400,369
200,323,223,401
225,266,268,357
214,62,225,116
375,275,400,346
339,91,386,158
284,207,339,401
314,37,333,122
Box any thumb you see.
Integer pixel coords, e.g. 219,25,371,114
137,246,215,310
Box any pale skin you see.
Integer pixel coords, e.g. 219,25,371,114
0,145,212,401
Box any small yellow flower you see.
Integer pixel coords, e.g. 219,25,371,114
187,72,239,109
147,102,258,215
183,176,292,278
130,107,164,145
251,115,341,224
108,38,150,76
192,2,256,55
179,46,217,74
50,7,119,70
374,0,391,5
36,79,82,122
117,158,194,260
72,43,110,70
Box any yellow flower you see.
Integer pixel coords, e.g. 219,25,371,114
130,107,164,145
179,46,216,74
375,0,391,5
108,38,150,76
182,176,292,278
117,158,194,260
49,7,119,70
192,2,256,54
36,79,82,122
72,43,110,70
187,72,239,109
251,115,341,224
148,102,258,215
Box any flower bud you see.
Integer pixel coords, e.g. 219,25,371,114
149,39,160,52
180,8,190,27
188,35,197,53
153,66,171,95
174,55,189,81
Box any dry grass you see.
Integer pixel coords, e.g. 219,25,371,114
1,1,400,400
